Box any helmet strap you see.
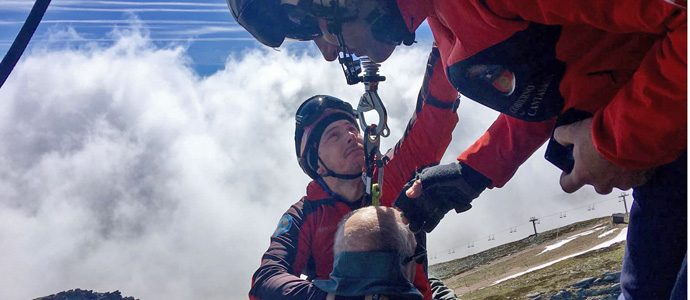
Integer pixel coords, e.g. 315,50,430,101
332,27,363,85
318,156,362,180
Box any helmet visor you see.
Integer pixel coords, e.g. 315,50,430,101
229,0,323,47
281,4,323,41
281,0,359,38
296,96,355,129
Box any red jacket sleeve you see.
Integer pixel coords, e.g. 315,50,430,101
249,201,328,300
593,19,686,169
485,0,688,169
458,115,555,188
378,44,459,300
380,43,460,205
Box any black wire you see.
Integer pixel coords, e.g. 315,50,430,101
0,0,52,89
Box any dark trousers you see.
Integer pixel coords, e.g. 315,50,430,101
619,153,687,300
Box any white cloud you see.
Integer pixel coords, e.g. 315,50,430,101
0,25,615,299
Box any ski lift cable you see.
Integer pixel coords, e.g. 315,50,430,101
0,0,52,90
531,196,619,220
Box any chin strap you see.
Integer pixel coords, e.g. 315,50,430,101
318,156,362,180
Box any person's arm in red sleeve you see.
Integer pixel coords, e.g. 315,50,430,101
378,44,459,299
486,0,687,170
395,112,552,233
459,114,554,188
380,43,460,206
249,201,328,300
592,19,686,169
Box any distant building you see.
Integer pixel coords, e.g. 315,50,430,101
612,213,626,224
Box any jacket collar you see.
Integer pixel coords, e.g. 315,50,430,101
305,179,365,209
305,180,332,201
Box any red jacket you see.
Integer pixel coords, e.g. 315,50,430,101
248,46,460,300
398,0,687,187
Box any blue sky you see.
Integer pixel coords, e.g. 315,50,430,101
0,0,434,76
1,0,257,75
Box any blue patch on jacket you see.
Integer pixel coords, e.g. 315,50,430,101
272,215,293,237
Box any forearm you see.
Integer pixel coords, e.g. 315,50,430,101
250,261,327,300
458,114,553,188
381,44,459,204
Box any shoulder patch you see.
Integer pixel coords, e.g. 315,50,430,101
272,214,293,237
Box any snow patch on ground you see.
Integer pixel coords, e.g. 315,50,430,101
537,229,599,255
598,229,619,239
494,228,628,285
589,224,607,230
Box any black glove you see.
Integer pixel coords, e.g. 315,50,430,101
394,162,491,233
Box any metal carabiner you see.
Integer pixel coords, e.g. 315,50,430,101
356,58,389,207
356,59,389,141
357,90,390,141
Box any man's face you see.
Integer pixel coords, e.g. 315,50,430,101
313,17,397,63
316,119,365,176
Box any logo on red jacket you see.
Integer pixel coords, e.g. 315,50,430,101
466,64,516,96
272,214,293,237
492,70,515,94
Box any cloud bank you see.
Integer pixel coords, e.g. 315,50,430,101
0,26,616,299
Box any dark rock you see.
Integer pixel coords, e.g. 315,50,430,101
549,289,575,300
593,283,621,296
571,277,596,288
33,289,139,300
526,291,544,299
543,272,621,300
601,271,621,282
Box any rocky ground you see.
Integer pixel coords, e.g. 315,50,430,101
524,271,621,300
33,289,138,300
430,216,627,300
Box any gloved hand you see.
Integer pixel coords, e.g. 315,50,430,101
394,162,491,233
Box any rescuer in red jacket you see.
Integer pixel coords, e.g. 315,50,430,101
228,0,686,298
249,46,461,300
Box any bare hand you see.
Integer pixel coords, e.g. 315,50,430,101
553,118,649,194
400,179,422,226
